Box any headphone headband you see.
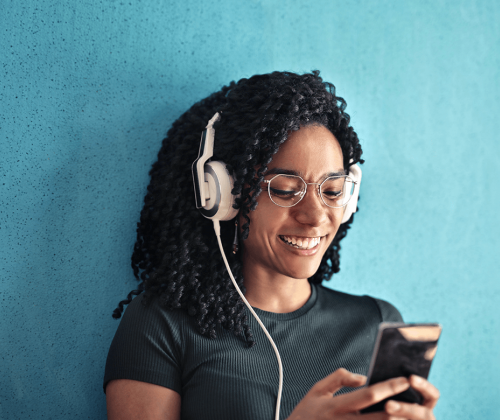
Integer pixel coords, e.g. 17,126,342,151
192,113,220,208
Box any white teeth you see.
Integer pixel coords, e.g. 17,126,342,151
280,236,322,250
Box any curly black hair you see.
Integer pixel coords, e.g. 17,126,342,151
113,70,364,346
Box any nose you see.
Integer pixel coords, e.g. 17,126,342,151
292,185,330,226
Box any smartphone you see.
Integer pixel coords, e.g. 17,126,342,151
360,322,442,413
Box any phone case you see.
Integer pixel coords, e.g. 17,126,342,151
361,322,442,413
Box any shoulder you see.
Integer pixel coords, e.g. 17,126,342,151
315,285,404,323
108,293,199,370
115,293,195,345
118,293,182,327
368,296,404,323
104,294,194,393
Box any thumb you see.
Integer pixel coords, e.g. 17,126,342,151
313,368,367,395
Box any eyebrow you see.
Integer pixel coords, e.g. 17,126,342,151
264,167,348,178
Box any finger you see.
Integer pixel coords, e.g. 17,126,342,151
333,376,410,413
386,399,435,420
410,375,440,409
359,411,406,420
313,368,367,395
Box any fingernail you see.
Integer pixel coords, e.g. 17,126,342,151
386,400,401,412
412,375,423,385
395,377,409,386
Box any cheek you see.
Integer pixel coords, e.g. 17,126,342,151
323,234,336,252
241,201,288,247
254,206,289,236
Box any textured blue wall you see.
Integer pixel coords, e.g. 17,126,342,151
2,1,499,418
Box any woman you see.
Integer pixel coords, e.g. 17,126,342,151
104,71,440,419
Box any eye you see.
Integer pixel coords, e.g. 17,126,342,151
322,190,343,200
270,188,302,199
267,175,304,201
321,177,346,201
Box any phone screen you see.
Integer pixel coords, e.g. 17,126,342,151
361,323,442,413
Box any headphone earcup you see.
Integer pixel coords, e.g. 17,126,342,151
199,161,239,221
341,163,362,224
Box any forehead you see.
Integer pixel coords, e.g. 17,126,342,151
266,125,344,179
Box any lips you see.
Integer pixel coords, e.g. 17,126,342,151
279,235,323,250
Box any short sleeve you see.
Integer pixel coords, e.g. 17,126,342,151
103,294,183,394
371,298,404,323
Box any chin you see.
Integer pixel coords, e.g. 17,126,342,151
281,262,322,281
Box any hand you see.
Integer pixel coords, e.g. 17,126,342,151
384,375,440,420
286,369,439,420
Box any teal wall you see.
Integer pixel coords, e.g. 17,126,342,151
2,1,499,418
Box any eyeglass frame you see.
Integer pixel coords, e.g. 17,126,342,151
263,173,357,209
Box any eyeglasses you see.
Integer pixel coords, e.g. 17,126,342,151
263,174,357,209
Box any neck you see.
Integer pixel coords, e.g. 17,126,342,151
242,265,312,313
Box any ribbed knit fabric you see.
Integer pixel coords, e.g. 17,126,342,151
104,284,402,420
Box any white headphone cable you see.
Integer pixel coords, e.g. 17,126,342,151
213,220,283,420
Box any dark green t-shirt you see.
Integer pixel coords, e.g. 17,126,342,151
104,284,402,419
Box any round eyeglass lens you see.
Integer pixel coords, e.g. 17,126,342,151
320,176,354,208
268,175,305,207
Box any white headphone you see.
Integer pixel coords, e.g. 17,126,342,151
192,112,362,223
192,113,239,221
341,162,362,224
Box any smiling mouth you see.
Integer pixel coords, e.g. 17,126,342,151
279,235,324,250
